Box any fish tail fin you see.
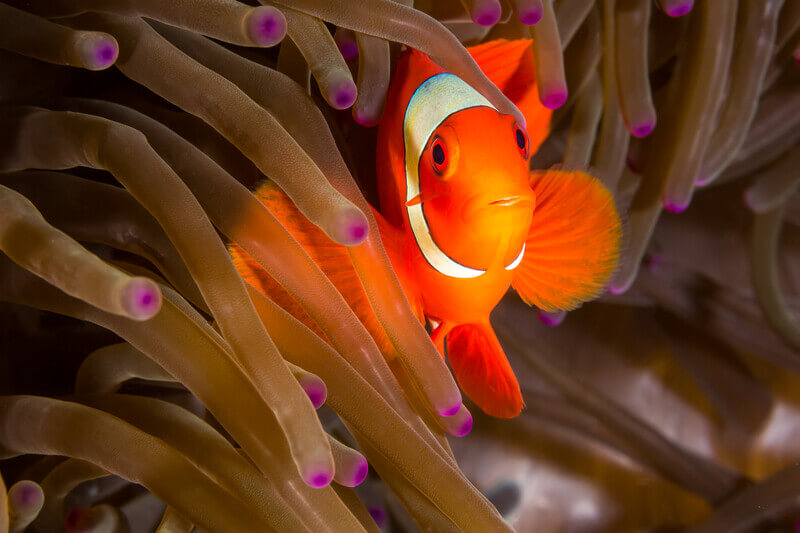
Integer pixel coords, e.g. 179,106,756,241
468,38,552,154
446,322,524,418
512,169,622,312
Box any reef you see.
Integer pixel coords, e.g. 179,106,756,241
0,0,799,531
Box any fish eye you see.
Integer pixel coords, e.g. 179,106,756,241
514,124,529,159
431,136,448,175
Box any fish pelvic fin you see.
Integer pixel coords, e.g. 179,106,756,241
512,169,622,312
467,38,552,154
446,322,524,418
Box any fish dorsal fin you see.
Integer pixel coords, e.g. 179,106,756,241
512,169,622,312
446,322,523,418
468,39,552,154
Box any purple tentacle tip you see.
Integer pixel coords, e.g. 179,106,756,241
631,122,654,138
338,41,360,61
695,174,712,187
538,309,566,327
96,43,116,66
541,91,567,110
473,4,502,26
330,82,358,110
247,7,287,47
608,281,629,295
299,376,327,409
644,253,663,272
122,278,162,321
307,470,333,488
455,413,474,437
11,481,40,507
79,33,118,71
666,1,693,17
663,198,688,213
19,486,36,506
333,207,369,246
353,107,381,127
368,506,387,527
347,220,368,242
352,458,369,486
306,386,326,409
439,402,462,417
519,8,543,25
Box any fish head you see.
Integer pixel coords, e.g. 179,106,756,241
417,106,535,272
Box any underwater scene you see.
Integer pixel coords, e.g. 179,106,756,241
0,0,799,531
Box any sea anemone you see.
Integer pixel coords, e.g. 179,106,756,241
0,0,799,531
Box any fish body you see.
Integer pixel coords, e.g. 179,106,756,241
231,40,622,418
376,48,536,333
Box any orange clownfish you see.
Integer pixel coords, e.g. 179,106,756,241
231,40,622,418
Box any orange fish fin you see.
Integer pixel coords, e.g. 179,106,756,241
512,169,622,312
232,180,397,356
446,322,524,418
467,38,552,153
250,179,341,252
369,205,425,325
370,205,405,270
229,241,328,341
430,320,455,358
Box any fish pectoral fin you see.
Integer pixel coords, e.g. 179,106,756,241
467,38,552,154
512,169,622,312
446,322,523,419
405,193,422,207
429,319,454,357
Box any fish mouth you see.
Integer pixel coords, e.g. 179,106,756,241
488,196,524,207
462,193,533,221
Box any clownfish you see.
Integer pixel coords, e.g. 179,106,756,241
230,40,621,418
